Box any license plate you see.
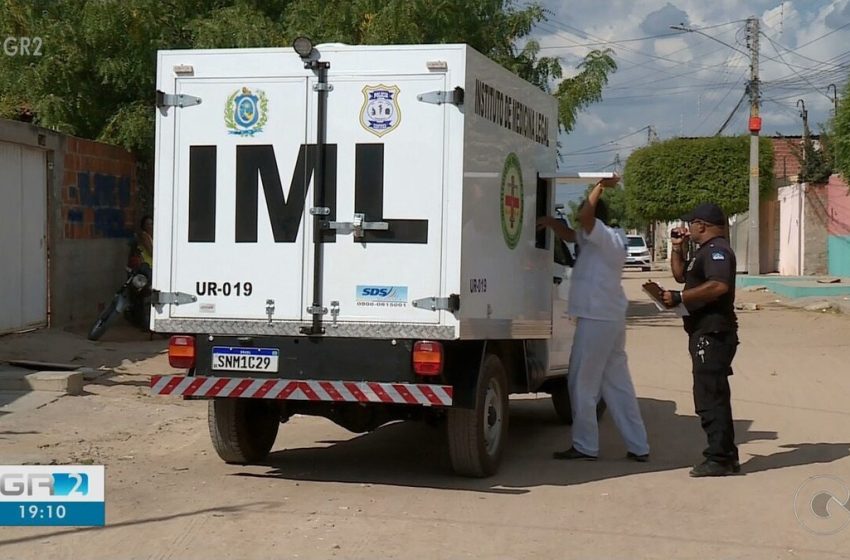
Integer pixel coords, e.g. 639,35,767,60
211,346,279,372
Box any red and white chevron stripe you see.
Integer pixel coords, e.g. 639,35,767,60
150,375,453,407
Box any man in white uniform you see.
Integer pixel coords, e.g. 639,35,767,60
538,178,650,461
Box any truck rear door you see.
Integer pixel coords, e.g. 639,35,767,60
305,74,447,326
168,77,309,321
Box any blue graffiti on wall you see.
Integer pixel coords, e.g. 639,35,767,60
67,172,133,238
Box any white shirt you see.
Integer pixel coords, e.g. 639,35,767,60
568,218,629,321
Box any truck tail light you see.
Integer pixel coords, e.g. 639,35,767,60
169,335,196,369
413,341,443,376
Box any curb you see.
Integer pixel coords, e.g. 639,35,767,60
0,370,84,396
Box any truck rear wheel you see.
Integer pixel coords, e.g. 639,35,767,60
208,399,280,464
551,378,608,425
447,354,508,477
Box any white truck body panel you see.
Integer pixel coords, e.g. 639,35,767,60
152,44,563,343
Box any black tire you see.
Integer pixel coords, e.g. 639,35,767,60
550,378,573,425
208,399,280,464
447,354,509,477
551,378,606,424
596,399,608,420
87,301,118,341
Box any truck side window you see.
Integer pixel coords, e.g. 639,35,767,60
535,175,548,249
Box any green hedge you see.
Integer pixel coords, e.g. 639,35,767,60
624,136,774,222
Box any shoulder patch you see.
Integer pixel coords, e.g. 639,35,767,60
711,252,726,261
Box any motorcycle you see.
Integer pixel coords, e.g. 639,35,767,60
87,263,152,341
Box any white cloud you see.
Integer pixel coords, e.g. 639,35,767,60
534,0,844,170
653,37,690,58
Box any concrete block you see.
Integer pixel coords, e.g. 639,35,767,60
804,301,837,313
0,367,84,395
25,371,84,395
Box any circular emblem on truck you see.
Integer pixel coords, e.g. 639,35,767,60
500,153,523,249
225,87,268,136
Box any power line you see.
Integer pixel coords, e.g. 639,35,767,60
541,17,743,72
536,31,682,50
795,20,850,50
758,26,848,69
716,91,748,135
695,72,748,135
762,32,835,102
562,126,650,155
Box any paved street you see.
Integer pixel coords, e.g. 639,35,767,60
1,272,849,559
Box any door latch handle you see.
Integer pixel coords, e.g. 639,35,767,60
327,213,389,239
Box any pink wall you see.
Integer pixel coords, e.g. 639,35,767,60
827,175,850,236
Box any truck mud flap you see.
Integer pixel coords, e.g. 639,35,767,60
151,375,453,407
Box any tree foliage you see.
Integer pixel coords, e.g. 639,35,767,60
623,136,774,222
0,0,616,165
790,131,834,184
566,184,646,231
834,80,850,181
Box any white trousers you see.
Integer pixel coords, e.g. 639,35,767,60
568,317,650,457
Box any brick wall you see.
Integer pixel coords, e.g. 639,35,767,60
62,137,137,240
803,185,829,275
771,138,803,185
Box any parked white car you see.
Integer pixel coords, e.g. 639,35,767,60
625,235,651,271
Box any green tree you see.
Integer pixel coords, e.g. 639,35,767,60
623,136,774,222
834,80,850,181
566,184,645,231
0,0,617,165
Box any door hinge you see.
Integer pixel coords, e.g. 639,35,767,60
151,290,197,309
417,87,464,106
326,213,389,240
412,294,460,312
155,90,202,112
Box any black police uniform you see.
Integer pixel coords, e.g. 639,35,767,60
683,235,739,466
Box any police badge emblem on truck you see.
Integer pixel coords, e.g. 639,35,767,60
224,87,268,136
360,84,401,137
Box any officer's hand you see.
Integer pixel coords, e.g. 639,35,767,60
661,291,676,308
536,216,551,231
670,227,690,246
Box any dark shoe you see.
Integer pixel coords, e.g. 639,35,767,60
689,460,735,477
731,460,741,473
627,452,650,463
553,447,597,461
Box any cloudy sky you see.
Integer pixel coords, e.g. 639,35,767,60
533,0,850,175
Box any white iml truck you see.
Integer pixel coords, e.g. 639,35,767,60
150,41,593,477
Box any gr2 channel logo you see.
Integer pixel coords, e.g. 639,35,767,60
356,285,408,307
0,466,105,526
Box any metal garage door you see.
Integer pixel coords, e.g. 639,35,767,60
0,141,48,334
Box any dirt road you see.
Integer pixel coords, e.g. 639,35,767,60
1,273,849,559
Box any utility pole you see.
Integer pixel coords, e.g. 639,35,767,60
647,125,658,144
797,99,809,145
827,84,839,116
746,16,761,276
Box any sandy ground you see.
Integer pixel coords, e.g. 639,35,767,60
1,272,849,559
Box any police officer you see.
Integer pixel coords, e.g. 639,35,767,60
662,203,740,477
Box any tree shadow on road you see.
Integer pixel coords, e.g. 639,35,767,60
238,396,820,494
